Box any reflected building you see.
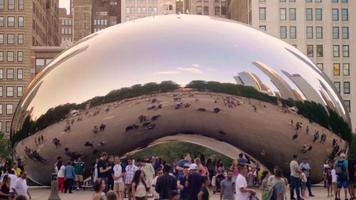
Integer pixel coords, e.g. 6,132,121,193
234,71,273,95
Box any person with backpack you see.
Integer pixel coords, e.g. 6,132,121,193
335,153,349,200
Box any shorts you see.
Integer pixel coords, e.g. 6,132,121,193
75,175,83,182
337,177,348,188
114,182,125,193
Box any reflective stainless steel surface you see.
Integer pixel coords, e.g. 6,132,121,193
12,15,350,185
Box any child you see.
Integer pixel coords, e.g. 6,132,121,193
331,164,337,198
300,168,308,198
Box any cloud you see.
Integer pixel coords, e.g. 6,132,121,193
153,64,203,75
153,71,181,75
177,67,202,74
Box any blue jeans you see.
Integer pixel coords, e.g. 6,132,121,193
290,176,302,200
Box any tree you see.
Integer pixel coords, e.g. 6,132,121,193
0,132,11,159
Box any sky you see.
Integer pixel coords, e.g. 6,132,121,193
59,0,70,12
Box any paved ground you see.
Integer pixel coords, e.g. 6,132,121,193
30,186,341,200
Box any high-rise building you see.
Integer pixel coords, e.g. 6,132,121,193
229,0,356,130
92,0,121,33
0,0,60,136
59,8,73,48
73,0,92,41
31,46,64,77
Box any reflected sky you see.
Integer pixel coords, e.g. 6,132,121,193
18,15,347,121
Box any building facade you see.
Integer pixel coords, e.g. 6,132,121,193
73,0,92,41
92,0,121,33
0,0,60,136
229,0,356,130
59,8,73,48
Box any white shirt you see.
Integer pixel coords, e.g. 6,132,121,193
331,169,337,183
14,178,28,198
8,174,18,192
235,174,250,200
57,165,65,178
113,164,123,183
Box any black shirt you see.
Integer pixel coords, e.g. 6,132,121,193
97,159,111,178
178,175,188,200
188,172,202,200
155,174,177,199
200,187,209,200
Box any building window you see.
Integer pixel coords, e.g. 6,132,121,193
0,33,3,44
306,0,312,2
6,86,13,97
333,27,339,39
316,26,323,39
280,8,287,21
332,9,339,21
259,25,266,31
0,69,2,79
5,121,10,133
343,82,350,94
344,100,351,112
18,0,24,10
316,63,323,71
306,26,313,39
259,7,266,20
342,45,349,57
343,63,350,76
7,51,14,62
341,0,348,2
0,0,4,9
0,87,2,96
0,52,3,61
315,8,322,21
316,45,323,57
342,27,349,39
289,26,296,39
333,63,340,76
8,0,15,10
289,8,296,20
7,16,15,27
17,86,23,97
6,68,14,79
17,68,23,79
7,33,14,44
18,33,23,44
18,16,24,27
6,104,13,115
307,45,314,57
280,26,287,39
332,0,339,2
333,45,340,57
0,16,4,27
334,81,340,93
306,8,313,21
17,51,23,62
341,8,348,21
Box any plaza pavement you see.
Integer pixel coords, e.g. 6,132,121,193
29,186,339,200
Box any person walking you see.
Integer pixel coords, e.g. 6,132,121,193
155,165,177,200
335,153,349,200
57,160,65,193
289,154,302,200
64,161,75,194
299,158,314,197
131,170,149,200
113,156,124,200
198,176,210,200
235,164,256,200
74,157,85,190
220,170,234,200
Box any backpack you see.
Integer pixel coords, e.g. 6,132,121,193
335,160,346,175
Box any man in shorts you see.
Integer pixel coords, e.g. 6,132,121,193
335,153,349,200
113,156,125,200
124,157,138,200
74,156,85,190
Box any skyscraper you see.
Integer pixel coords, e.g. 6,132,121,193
0,0,60,136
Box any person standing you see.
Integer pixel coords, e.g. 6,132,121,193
299,158,314,197
220,170,234,200
57,160,65,193
187,164,203,200
13,171,31,200
98,153,112,192
198,176,210,200
289,154,302,200
235,164,255,200
141,158,155,195
92,179,107,200
259,171,269,200
335,153,349,200
269,167,287,200
155,165,177,200
131,170,149,200
64,161,75,194
125,158,138,200
113,156,125,200
0,175,11,200
74,157,85,191
178,165,189,200
176,154,192,176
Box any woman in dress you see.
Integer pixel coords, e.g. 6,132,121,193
131,170,149,200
